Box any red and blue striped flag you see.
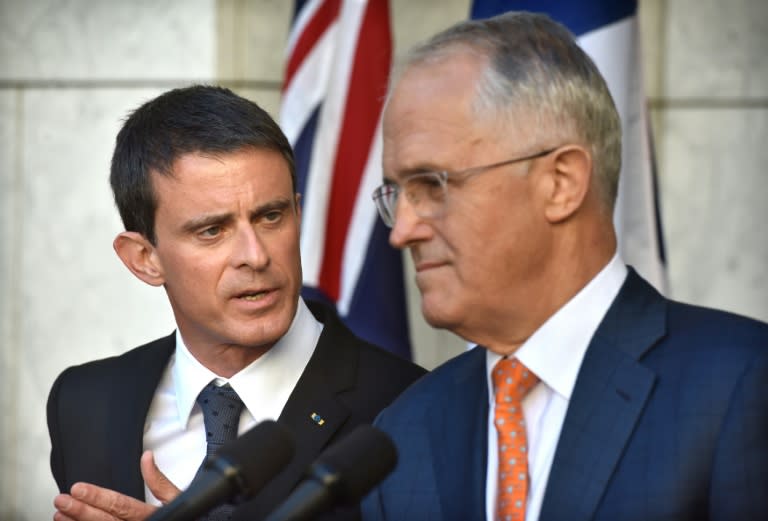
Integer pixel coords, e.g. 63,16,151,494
280,0,411,358
471,0,667,291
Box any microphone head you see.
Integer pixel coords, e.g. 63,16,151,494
310,425,397,503
212,420,295,497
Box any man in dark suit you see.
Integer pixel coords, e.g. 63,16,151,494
363,11,768,521
47,85,425,521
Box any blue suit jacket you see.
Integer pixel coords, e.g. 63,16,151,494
363,269,768,521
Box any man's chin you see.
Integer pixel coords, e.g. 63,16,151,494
420,299,462,331
223,317,293,350
239,326,291,350
230,301,296,339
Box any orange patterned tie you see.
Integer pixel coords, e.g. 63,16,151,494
493,358,539,521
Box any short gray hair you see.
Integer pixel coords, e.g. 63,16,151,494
393,11,622,210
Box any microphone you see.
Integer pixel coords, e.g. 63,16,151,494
264,425,397,521
147,420,295,521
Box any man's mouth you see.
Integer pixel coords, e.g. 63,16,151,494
415,261,446,272
238,290,270,301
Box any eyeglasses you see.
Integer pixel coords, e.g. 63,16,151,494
372,147,557,227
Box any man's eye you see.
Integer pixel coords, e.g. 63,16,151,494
200,226,221,237
264,210,283,223
408,175,444,200
413,175,442,188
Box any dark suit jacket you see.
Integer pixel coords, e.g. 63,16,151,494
47,300,426,520
362,269,768,521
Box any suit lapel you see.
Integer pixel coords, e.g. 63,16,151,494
428,347,488,519
540,270,665,521
235,305,357,520
277,335,355,481
107,334,175,498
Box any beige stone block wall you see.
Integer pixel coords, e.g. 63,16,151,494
0,0,765,518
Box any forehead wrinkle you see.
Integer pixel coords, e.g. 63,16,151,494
385,115,499,180
385,60,504,186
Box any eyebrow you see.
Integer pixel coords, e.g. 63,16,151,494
180,212,233,234
383,165,443,185
402,161,452,177
252,198,293,218
180,198,294,233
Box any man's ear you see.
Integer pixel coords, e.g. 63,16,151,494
542,145,593,223
113,231,165,287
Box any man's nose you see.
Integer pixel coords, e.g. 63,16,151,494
231,225,270,270
388,196,431,250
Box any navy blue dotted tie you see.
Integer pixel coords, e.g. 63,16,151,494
195,382,245,520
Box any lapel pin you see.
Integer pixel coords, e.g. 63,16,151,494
310,412,325,426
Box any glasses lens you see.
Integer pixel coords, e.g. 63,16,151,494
405,173,446,221
372,173,448,227
408,174,446,206
372,184,398,227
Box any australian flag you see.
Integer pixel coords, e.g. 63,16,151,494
280,0,412,358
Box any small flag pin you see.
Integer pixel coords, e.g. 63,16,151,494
310,412,325,426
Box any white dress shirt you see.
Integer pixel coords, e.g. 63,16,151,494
485,254,628,521
142,299,322,505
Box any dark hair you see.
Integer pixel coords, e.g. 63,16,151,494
110,85,296,243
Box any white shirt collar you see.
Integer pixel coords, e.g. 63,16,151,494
172,298,323,426
487,254,628,401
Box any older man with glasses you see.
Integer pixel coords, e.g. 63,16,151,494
363,11,768,521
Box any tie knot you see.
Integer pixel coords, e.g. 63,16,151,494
196,382,245,452
492,358,539,404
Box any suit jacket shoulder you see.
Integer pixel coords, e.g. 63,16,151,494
364,345,488,521
377,345,484,423
311,300,426,411
47,333,175,495
542,269,768,521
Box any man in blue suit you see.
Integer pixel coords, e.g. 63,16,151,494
364,11,768,521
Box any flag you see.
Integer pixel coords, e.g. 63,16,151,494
471,0,667,291
281,0,412,358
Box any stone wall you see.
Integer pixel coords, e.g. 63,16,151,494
0,0,765,518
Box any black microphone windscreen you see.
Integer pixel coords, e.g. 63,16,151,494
213,420,295,495
146,420,295,521
314,425,397,502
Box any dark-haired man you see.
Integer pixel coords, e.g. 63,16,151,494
48,85,425,521
363,11,768,521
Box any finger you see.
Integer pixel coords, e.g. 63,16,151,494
140,450,181,505
67,482,156,521
54,492,117,521
52,499,78,521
